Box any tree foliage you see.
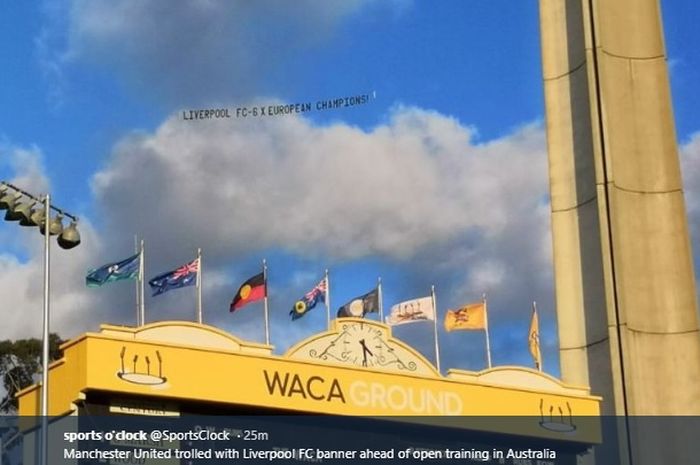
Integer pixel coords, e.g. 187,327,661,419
0,334,63,414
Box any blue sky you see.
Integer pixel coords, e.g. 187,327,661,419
1,1,699,378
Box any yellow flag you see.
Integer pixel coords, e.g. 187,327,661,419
529,308,542,370
444,301,486,331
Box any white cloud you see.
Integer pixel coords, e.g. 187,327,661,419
680,132,700,282
0,222,105,341
92,106,548,263
1,144,50,195
468,260,507,292
681,133,700,210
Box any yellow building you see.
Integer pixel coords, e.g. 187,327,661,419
17,319,601,463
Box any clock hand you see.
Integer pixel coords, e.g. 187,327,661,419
359,339,373,354
359,339,374,366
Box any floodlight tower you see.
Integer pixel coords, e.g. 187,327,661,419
0,181,81,465
539,0,700,463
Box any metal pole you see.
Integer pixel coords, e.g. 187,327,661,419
324,269,330,330
40,194,50,465
134,235,140,326
139,240,145,326
196,248,202,324
263,259,270,345
431,285,441,374
377,277,383,322
483,294,492,369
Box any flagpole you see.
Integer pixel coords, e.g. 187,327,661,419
134,235,140,326
263,259,270,345
533,301,542,371
483,293,493,368
196,248,203,324
325,269,331,330
39,194,50,465
431,285,441,374
139,239,145,326
378,277,384,322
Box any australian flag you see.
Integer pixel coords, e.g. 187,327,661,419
290,278,327,320
149,258,199,296
86,253,140,287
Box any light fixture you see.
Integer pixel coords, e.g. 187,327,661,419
7,201,34,224
0,192,21,211
19,203,39,226
40,213,63,236
30,207,46,226
57,221,81,249
0,182,81,465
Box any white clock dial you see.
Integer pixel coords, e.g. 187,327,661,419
340,322,384,367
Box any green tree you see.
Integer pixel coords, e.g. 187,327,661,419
0,334,63,414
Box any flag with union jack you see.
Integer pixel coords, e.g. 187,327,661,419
149,258,200,296
289,278,327,320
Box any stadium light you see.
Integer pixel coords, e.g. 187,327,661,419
0,181,81,248
0,181,82,465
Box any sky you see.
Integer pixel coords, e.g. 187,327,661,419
1,0,699,377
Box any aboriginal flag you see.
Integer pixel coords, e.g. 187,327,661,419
230,272,266,311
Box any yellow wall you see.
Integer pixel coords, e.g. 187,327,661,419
17,321,601,444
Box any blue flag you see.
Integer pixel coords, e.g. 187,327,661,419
290,278,327,320
148,258,199,296
86,253,140,287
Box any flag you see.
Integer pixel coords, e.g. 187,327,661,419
444,301,486,331
385,296,434,326
230,272,266,312
337,288,379,318
529,308,542,370
148,258,199,296
290,278,327,320
86,253,140,287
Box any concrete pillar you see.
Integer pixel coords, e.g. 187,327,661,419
539,0,700,461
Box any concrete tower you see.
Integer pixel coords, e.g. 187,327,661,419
539,0,700,458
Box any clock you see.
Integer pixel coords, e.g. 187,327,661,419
341,321,384,367
285,318,439,376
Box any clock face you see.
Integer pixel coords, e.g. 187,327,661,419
341,322,384,367
286,318,436,375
